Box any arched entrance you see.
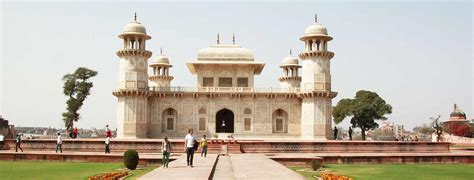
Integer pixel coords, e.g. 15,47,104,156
216,108,234,133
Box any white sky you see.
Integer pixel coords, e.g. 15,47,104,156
1,1,472,131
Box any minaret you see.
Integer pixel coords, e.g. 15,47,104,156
149,48,174,90
113,14,152,138
298,15,337,139
279,49,301,89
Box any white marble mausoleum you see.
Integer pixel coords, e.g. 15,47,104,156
113,15,337,139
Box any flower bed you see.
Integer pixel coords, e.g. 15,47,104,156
320,172,352,180
88,172,129,180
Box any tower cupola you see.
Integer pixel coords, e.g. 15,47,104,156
279,50,301,89
149,48,174,89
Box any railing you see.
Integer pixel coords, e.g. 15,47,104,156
148,86,301,93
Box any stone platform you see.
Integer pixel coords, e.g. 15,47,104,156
0,150,179,165
1,139,471,164
3,139,451,153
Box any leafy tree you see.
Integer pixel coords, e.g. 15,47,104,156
430,115,443,142
445,122,471,137
413,123,434,135
62,67,97,135
333,90,392,140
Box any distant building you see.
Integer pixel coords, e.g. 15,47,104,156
0,115,15,139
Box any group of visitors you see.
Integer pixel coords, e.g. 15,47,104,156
333,126,354,140
161,128,208,168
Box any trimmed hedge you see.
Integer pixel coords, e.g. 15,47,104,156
124,149,139,170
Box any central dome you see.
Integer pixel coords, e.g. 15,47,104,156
197,44,254,61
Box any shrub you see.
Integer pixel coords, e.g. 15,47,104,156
88,172,129,180
123,149,139,170
311,160,322,171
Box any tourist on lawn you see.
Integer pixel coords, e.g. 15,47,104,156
200,135,208,157
333,127,338,140
184,128,196,167
162,136,172,168
105,136,111,154
15,134,23,152
348,127,353,141
56,132,63,153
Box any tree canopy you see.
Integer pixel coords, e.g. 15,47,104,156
333,90,392,140
62,67,97,133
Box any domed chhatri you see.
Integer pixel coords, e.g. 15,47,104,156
151,49,171,65
300,14,332,41
197,44,254,61
282,54,299,66
450,104,467,120
118,13,151,40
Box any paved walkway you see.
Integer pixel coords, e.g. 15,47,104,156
229,154,304,180
139,154,218,180
212,155,234,180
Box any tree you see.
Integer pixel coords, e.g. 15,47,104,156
445,122,471,137
62,67,97,136
430,115,443,142
413,123,434,141
333,90,392,140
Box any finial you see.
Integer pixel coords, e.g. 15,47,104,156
232,33,236,44
314,14,318,23
160,47,163,55
289,49,292,55
217,33,220,44
454,104,458,110
134,12,137,21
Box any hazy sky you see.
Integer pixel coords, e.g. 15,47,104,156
1,1,472,131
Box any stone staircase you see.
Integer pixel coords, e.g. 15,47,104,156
227,143,242,154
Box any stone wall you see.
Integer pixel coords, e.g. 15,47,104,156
147,95,302,138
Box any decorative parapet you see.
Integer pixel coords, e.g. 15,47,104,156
298,51,334,59
147,86,336,99
116,49,152,58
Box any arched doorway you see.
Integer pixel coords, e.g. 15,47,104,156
216,108,234,133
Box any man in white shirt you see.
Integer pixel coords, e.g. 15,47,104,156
184,128,196,167
105,137,111,154
56,132,62,153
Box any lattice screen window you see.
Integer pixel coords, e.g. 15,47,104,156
244,118,251,131
166,118,174,130
218,77,232,87
203,77,214,87
237,78,248,87
199,118,206,131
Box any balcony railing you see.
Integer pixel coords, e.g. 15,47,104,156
148,86,301,93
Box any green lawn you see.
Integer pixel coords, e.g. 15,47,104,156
290,164,474,180
0,161,158,180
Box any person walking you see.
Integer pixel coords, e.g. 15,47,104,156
105,125,112,138
348,127,353,141
162,137,172,168
200,135,208,157
184,129,196,167
15,134,23,152
105,136,111,154
333,127,338,140
56,132,62,153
